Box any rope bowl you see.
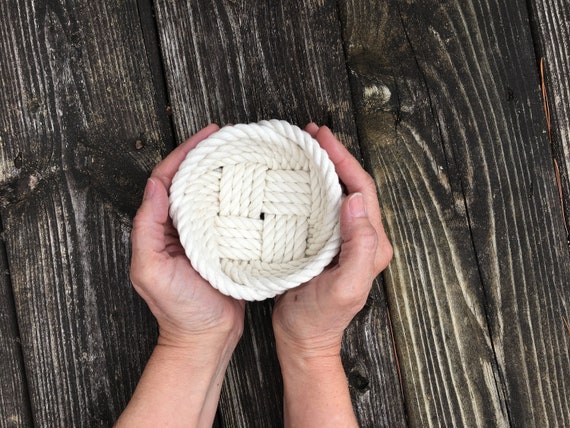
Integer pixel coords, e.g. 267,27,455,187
169,120,343,301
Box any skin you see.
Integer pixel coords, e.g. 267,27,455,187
116,123,392,427
273,123,393,427
115,124,245,428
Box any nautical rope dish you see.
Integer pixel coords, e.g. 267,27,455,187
169,120,343,301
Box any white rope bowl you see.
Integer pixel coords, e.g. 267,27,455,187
169,120,342,301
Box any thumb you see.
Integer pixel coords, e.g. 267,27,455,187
326,193,378,301
131,178,170,255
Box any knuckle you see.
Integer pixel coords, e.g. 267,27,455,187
331,284,356,307
333,282,370,312
132,210,145,232
354,223,378,251
362,172,376,190
376,241,394,273
129,265,143,290
385,242,394,262
129,259,152,290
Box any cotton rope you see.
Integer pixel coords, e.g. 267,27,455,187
169,120,343,301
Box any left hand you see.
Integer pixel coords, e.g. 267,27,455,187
272,124,393,360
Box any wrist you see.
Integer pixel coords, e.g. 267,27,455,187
274,328,342,360
156,327,241,368
275,336,343,376
117,331,237,427
151,333,237,403
276,341,356,428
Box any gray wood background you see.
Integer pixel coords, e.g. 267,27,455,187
0,0,568,426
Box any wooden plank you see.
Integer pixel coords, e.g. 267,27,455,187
153,0,406,426
0,226,32,427
0,0,172,213
3,177,159,425
0,0,171,425
340,0,570,426
339,2,508,425
528,0,570,236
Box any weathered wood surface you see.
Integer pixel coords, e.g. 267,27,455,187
1,0,569,427
0,229,32,427
0,0,170,425
340,0,570,426
153,0,405,426
529,0,570,235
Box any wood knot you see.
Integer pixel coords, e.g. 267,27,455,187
14,152,23,169
347,363,370,393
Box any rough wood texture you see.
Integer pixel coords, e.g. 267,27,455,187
3,179,156,425
0,0,170,425
153,0,405,426
528,0,570,235
0,230,32,428
2,0,569,426
340,0,570,426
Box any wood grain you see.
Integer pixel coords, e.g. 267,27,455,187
341,281,407,426
528,0,570,236
0,227,32,427
153,0,358,141
0,0,171,425
3,177,159,425
340,0,570,426
2,0,567,425
0,0,171,215
153,0,406,426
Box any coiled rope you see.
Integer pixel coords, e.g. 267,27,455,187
169,120,342,301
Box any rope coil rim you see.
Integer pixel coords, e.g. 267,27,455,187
169,120,342,301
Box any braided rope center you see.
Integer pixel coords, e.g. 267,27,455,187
169,120,342,301
217,165,311,263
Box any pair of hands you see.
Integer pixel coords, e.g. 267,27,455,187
130,123,393,363
126,123,392,426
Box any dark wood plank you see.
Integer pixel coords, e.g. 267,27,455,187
0,226,32,427
528,0,570,236
0,0,172,425
339,2,507,425
340,0,570,426
153,0,406,426
0,0,171,214
3,177,159,425
341,282,407,426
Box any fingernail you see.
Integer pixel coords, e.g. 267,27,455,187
143,178,155,200
349,193,367,218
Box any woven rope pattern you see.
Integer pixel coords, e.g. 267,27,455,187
169,120,342,301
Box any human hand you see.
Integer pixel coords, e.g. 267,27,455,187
130,124,245,356
272,123,393,361
118,125,246,427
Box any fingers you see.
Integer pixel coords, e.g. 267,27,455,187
307,123,379,219
152,123,220,190
329,193,378,300
304,122,319,137
315,126,375,195
134,123,219,254
131,124,218,287
307,123,392,272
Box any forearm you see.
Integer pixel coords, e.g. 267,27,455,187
277,345,358,428
116,337,235,427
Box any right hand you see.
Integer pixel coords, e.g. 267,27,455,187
130,124,245,355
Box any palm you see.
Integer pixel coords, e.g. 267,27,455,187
273,272,350,348
145,214,244,337
130,124,245,342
